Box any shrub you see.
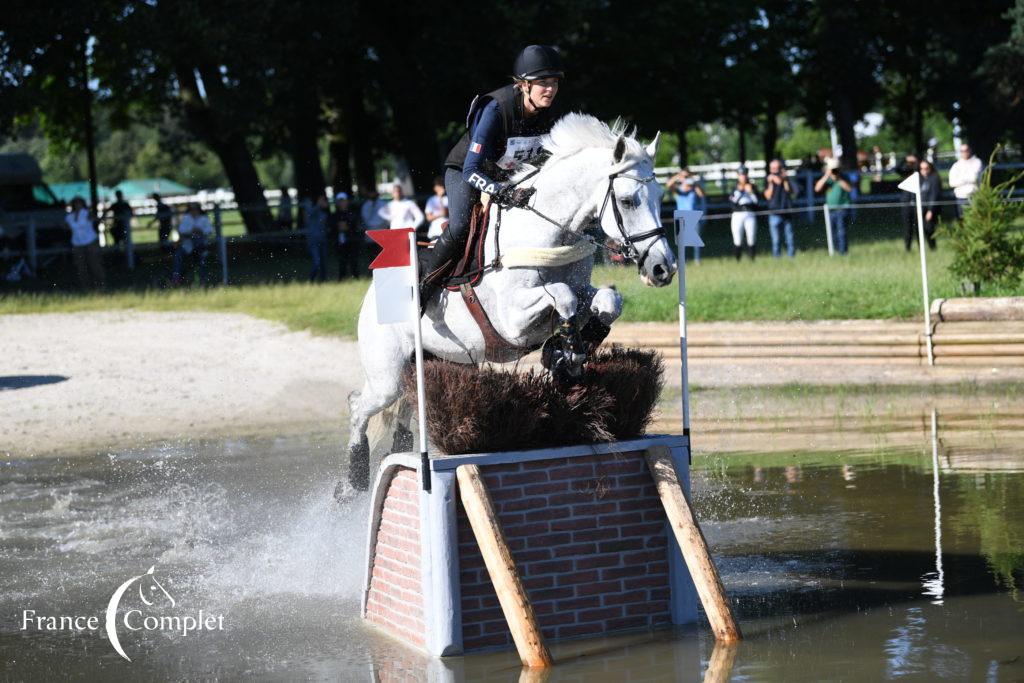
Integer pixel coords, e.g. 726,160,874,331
403,347,664,455
942,148,1024,294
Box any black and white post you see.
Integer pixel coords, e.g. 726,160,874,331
674,210,705,451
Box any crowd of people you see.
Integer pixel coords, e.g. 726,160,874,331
58,141,985,290
663,143,985,262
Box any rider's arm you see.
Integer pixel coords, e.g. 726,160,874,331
461,101,506,195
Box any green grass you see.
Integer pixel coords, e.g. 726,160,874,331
5,221,1024,337
0,280,369,337
599,237,1024,323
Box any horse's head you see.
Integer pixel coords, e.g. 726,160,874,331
543,114,677,287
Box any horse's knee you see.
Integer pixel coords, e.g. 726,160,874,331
591,287,623,324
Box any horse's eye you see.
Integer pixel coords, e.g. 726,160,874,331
620,197,636,209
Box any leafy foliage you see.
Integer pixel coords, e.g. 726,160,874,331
942,149,1024,292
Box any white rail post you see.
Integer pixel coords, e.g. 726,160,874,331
214,204,228,286
822,205,835,257
898,172,935,365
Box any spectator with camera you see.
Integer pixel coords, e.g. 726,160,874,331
729,167,759,261
666,169,705,262
763,158,798,258
815,158,854,255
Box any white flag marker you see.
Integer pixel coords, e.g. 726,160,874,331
898,172,935,366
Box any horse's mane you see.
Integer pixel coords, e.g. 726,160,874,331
542,113,646,163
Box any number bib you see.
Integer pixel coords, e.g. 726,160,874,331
496,136,545,170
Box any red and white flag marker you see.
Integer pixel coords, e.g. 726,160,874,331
897,172,935,366
366,228,432,491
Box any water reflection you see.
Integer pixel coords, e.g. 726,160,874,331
1,403,1023,680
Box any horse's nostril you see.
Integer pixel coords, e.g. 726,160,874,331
652,264,667,280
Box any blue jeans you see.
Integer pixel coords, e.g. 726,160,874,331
830,207,850,255
308,239,327,281
768,214,795,258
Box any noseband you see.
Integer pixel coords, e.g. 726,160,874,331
596,172,667,273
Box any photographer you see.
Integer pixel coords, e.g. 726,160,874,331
814,158,853,255
763,159,798,258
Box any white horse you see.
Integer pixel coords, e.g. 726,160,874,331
345,114,677,489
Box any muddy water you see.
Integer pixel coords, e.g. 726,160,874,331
2,405,1023,681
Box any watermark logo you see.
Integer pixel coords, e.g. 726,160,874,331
21,564,225,662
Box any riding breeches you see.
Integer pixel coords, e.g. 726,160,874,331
444,167,479,246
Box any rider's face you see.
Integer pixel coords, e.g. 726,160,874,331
527,78,559,108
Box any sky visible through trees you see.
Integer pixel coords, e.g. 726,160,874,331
1,0,1021,232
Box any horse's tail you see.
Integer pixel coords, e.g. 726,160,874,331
365,396,408,454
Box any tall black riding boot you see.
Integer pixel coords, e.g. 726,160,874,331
748,244,756,260
734,246,742,261
419,227,466,316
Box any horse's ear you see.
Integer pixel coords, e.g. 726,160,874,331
646,131,661,159
613,136,626,163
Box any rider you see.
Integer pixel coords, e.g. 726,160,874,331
419,45,564,312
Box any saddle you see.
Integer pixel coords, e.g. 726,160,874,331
421,200,538,363
417,201,492,289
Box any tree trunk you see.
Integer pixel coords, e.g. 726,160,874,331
176,66,272,233
912,103,925,157
328,138,353,196
832,92,859,170
290,109,326,201
346,89,376,196
737,124,747,165
676,128,689,167
762,108,779,162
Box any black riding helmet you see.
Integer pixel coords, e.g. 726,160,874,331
512,45,565,81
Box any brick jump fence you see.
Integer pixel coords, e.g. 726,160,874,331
360,435,711,660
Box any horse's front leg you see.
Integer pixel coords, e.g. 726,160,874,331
508,283,589,382
578,285,623,353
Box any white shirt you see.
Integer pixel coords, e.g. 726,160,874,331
360,199,389,230
65,208,97,247
425,195,449,238
948,156,983,199
379,198,425,230
178,213,213,237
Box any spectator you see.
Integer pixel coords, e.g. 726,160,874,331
948,143,983,221
899,153,920,248
360,188,389,233
148,193,174,250
333,192,361,280
872,145,884,181
916,159,941,251
815,158,853,255
425,177,449,239
302,194,330,282
65,196,105,289
763,159,797,258
103,190,133,251
379,183,425,231
277,187,294,230
171,203,213,285
729,168,759,260
666,169,706,262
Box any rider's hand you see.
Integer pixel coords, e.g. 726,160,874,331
496,186,536,209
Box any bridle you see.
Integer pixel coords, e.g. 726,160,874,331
596,171,666,273
511,163,667,273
